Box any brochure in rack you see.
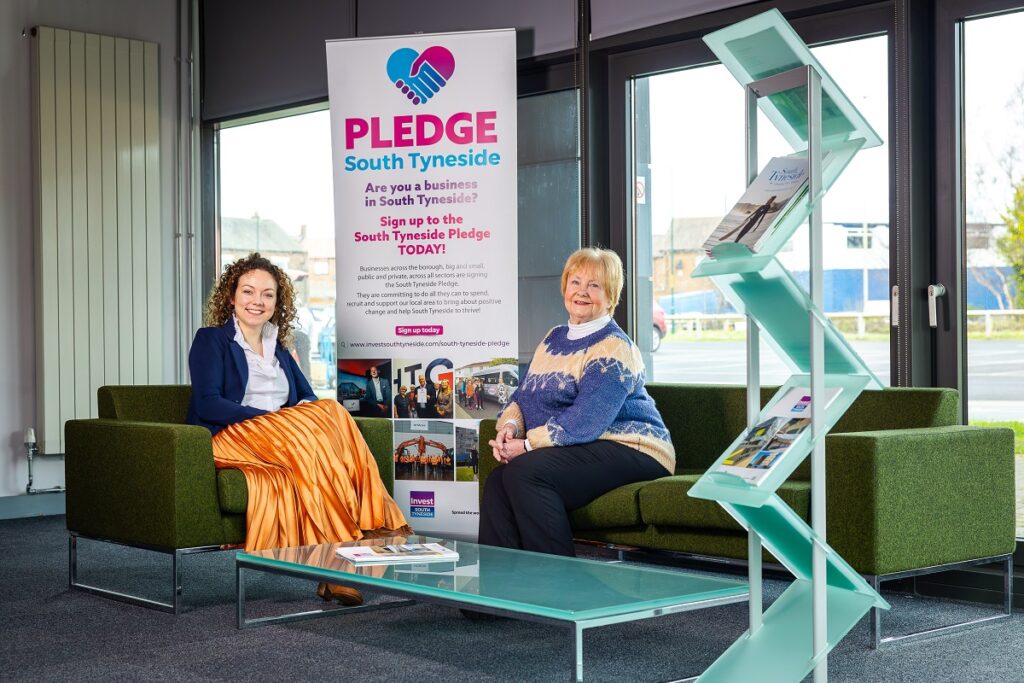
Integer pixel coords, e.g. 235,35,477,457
702,154,810,257
717,386,840,485
336,542,459,564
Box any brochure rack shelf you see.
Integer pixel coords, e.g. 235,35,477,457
688,10,887,682
693,140,864,263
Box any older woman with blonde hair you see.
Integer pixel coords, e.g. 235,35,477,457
186,253,410,605
480,247,675,556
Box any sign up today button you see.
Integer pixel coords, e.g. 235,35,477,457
396,325,444,336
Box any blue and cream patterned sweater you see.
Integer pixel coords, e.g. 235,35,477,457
497,320,675,473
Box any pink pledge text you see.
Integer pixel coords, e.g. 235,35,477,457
345,111,497,149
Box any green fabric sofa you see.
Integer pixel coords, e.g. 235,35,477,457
477,384,1016,578
64,385,394,612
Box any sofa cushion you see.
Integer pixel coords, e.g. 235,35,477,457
573,527,650,549
217,468,248,514
638,472,811,532
569,481,647,530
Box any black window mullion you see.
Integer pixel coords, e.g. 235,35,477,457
933,0,966,401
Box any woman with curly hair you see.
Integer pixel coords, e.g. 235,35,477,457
185,253,410,606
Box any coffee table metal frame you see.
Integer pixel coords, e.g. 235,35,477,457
235,550,748,682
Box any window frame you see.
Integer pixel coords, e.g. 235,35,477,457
935,1,1024,567
601,1,893,367
934,0,1024,408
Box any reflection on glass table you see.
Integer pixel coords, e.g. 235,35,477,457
237,536,749,681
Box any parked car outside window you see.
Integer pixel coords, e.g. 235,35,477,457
652,302,667,352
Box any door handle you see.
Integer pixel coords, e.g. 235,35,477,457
890,285,899,327
928,283,947,328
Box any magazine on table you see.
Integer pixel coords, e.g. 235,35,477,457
336,542,459,564
702,154,811,257
716,386,840,485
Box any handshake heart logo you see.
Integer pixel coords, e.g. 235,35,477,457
386,46,456,105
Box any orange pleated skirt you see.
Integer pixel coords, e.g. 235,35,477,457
212,399,408,552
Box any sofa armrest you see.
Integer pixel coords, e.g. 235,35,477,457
64,419,226,549
352,416,395,494
825,425,1016,575
477,419,499,504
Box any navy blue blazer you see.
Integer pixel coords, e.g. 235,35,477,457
185,318,317,435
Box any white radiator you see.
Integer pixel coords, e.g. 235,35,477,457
32,27,163,453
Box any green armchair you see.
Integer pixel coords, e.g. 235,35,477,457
64,385,395,613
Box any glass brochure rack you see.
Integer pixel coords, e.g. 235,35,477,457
688,11,887,682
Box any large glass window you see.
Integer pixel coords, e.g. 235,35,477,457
964,11,1024,536
217,109,338,398
634,35,890,385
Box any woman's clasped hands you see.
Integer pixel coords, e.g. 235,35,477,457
489,423,526,463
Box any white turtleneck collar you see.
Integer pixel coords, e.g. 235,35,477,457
566,314,612,340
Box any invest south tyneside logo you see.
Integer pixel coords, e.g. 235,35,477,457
386,46,456,105
409,490,436,518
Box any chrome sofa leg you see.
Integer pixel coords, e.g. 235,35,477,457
69,533,78,589
67,532,221,614
1004,555,1014,617
867,554,1014,648
173,550,183,615
867,575,881,649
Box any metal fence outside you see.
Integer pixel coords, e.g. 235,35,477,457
665,310,1024,338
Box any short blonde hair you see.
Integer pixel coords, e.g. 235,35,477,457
560,247,624,315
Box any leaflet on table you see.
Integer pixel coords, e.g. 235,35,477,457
336,542,460,564
717,386,841,485
702,154,809,257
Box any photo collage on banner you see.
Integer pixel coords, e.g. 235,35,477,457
326,30,518,538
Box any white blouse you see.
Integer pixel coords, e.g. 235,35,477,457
233,316,290,412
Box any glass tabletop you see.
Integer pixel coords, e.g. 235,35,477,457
238,536,748,622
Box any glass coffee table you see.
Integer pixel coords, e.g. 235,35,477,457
236,536,748,682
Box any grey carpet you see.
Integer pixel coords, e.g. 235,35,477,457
1,516,1021,682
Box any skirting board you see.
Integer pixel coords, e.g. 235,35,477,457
0,493,65,520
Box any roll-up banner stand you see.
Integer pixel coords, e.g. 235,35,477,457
327,30,518,538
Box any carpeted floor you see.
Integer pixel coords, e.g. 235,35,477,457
1,515,1021,682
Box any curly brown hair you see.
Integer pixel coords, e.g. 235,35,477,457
204,253,297,346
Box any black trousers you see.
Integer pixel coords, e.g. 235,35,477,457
478,441,667,556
